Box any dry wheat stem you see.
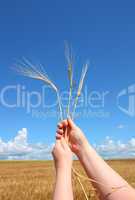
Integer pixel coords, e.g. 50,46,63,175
56,92,63,121
72,62,89,119
65,42,74,117
72,167,106,187
71,167,89,200
64,44,89,200
65,45,89,199
13,58,63,120
72,168,125,192
72,165,89,200
67,63,73,117
77,177,89,200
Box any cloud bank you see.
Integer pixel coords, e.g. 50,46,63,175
0,128,53,160
95,136,135,159
0,129,135,160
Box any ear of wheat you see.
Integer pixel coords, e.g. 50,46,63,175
65,42,74,117
72,62,89,119
13,58,63,121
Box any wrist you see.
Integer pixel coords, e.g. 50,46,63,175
76,139,92,160
55,160,72,172
56,166,72,177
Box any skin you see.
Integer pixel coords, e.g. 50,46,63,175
52,136,73,200
54,118,135,200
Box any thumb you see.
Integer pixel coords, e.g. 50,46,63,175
67,118,75,129
55,139,61,146
61,137,67,148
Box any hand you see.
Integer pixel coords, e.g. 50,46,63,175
57,118,88,156
52,138,73,170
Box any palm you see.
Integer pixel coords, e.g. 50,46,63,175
67,125,85,153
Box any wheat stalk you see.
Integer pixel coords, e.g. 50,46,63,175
64,43,89,199
13,58,63,121
65,42,88,200
72,62,89,119
77,177,89,200
65,42,74,117
64,45,89,199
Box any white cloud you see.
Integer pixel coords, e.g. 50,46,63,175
96,136,135,159
129,138,135,147
117,124,125,129
0,128,53,160
0,129,135,160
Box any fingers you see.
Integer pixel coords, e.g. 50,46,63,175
57,119,68,140
56,133,62,140
56,132,69,146
55,139,60,145
57,118,75,131
61,137,70,150
67,118,75,128
52,140,60,155
56,118,75,141
54,136,68,150
57,123,63,129
57,119,68,129
56,128,64,135
56,125,64,139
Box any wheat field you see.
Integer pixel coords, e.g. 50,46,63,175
0,160,135,200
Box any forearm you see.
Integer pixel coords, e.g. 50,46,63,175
78,140,135,200
53,166,73,200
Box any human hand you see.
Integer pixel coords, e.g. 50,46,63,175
57,118,88,156
52,138,73,170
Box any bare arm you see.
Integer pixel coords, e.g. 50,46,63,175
78,140,135,200
52,138,73,200
58,118,135,200
53,163,73,200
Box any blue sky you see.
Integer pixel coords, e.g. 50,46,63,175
0,0,135,159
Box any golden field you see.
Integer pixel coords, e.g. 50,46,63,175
0,160,135,200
